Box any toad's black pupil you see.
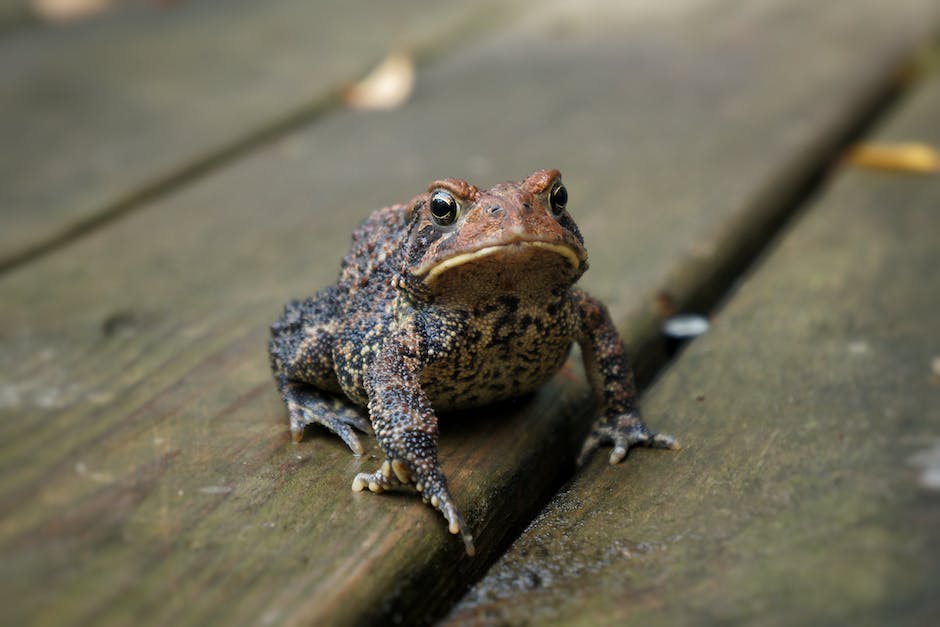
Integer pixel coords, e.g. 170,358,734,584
551,184,568,214
430,192,458,225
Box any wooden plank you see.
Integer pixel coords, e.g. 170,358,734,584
448,52,940,626
0,0,29,30
0,0,514,271
0,1,129,30
1,1,937,625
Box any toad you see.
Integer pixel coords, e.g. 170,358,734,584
269,169,678,555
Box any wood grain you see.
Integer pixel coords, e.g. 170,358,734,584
1,1,937,624
0,0,513,270
449,50,940,626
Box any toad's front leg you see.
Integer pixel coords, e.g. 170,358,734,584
574,288,680,465
352,327,475,556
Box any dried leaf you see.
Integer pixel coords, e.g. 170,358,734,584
846,142,940,174
343,51,416,111
32,0,115,22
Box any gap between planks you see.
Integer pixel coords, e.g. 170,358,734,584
0,3,524,277
420,48,922,626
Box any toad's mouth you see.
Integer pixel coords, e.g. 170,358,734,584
419,240,584,284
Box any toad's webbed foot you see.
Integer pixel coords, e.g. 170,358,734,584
575,290,679,466
283,383,371,455
352,458,475,556
578,413,680,466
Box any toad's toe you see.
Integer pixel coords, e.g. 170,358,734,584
580,414,679,466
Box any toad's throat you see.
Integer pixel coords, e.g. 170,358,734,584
420,240,582,283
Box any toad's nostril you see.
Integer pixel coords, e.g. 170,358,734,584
488,205,504,215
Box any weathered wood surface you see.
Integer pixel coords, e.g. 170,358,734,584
1,1,937,625
0,0,511,270
449,53,940,627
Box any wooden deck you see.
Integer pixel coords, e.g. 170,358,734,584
1,1,938,625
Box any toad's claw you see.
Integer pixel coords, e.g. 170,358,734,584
352,458,476,556
578,416,680,466
351,459,409,493
441,500,475,557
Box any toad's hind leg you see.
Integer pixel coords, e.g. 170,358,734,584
278,382,370,454
269,293,370,454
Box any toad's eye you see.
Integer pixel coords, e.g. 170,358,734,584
549,182,568,217
429,190,459,226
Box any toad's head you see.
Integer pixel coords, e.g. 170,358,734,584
400,169,588,302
